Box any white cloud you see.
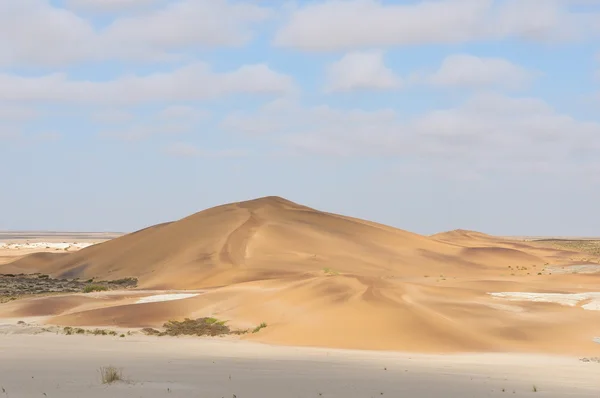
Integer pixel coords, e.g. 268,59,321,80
0,0,271,67
164,142,248,158
0,0,96,67
33,131,61,141
221,94,600,176
0,127,21,140
274,0,599,51
65,0,160,13
325,50,401,92
91,109,135,124
158,105,208,121
427,54,534,89
0,105,39,121
99,123,190,141
0,63,294,104
100,0,271,59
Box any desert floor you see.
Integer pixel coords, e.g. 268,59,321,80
1,333,599,398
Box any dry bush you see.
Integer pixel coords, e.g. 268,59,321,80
99,366,123,384
83,284,108,293
163,317,230,336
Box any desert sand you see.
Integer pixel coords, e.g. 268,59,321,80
1,196,600,356
1,333,599,398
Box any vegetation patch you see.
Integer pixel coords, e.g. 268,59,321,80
83,284,108,293
164,317,231,336
322,267,339,276
252,322,267,333
532,239,600,260
141,317,267,337
63,326,119,336
99,366,123,384
0,273,138,303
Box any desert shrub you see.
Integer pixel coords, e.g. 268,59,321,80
163,317,231,336
99,366,123,384
142,318,254,337
322,268,339,275
141,327,161,336
252,322,267,334
83,284,108,293
108,277,138,287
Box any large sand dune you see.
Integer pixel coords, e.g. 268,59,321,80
2,196,600,354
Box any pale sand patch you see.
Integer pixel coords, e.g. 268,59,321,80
0,334,599,397
0,242,95,250
545,264,600,274
490,292,600,310
135,293,200,304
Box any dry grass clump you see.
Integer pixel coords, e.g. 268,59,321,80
163,317,230,336
99,366,123,384
63,326,118,336
83,284,108,293
252,322,267,333
141,317,267,337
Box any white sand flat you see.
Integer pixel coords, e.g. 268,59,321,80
490,292,600,311
135,293,200,304
0,334,599,398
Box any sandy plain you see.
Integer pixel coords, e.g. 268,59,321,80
1,333,600,398
1,196,600,396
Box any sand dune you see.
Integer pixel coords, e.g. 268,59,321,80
2,196,600,354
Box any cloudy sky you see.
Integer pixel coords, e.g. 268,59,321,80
1,0,599,236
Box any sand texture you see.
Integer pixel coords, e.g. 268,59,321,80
0,334,599,398
1,196,600,355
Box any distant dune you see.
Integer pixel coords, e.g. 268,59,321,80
2,196,600,354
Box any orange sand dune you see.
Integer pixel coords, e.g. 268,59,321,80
1,252,69,272
2,196,600,354
3,197,556,287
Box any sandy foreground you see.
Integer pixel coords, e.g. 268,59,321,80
1,333,599,398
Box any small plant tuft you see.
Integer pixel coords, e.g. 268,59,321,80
252,322,267,334
99,366,123,384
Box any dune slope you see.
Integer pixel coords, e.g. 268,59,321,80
6,196,503,288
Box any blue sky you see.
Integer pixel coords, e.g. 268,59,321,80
1,0,599,236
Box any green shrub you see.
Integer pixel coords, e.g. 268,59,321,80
83,285,108,293
252,322,267,334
